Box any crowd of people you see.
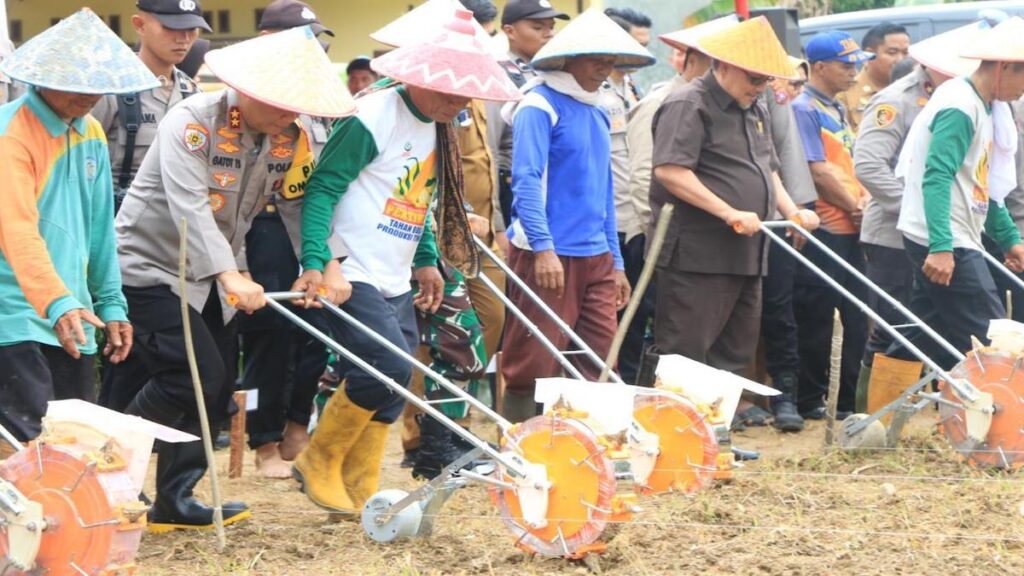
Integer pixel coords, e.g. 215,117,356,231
2,0,1024,534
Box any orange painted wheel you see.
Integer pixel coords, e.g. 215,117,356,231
940,350,1024,470
490,415,616,557
633,392,718,495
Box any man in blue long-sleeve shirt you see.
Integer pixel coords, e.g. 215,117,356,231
499,9,654,421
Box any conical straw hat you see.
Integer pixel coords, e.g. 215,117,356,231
371,9,521,102
1,8,159,94
371,0,492,48
911,22,990,78
659,15,739,53
694,16,798,80
530,8,655,72
205,26,356,118
960,16,1024,62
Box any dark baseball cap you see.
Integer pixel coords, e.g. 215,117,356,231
258,0,335,37
137,0,212,32
501,0,569,26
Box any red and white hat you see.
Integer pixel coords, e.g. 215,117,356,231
960,16,1024,63
371,9,521,102
370,0,492,48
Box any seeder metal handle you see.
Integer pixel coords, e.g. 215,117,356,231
473,237,626,385
761,222,977,401
978,248,1024,294
256,294,528,479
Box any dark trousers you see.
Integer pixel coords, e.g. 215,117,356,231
617,232,655,384
500,249,618,394
107,285,238,429
323,281,417,424
862,243,915,364
983,234,1024,323
793,230,867,413
761,239,800,378
0,342,94,441
886,239,1005,369
654,268,761,374
239,212,326,449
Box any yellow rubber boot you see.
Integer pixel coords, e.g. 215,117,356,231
292,389,373,513
342,421,391,511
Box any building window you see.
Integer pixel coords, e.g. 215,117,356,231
109,15,121,36
10,20,22,43
254,9,265,29
203,11,214,30
218,10,231,34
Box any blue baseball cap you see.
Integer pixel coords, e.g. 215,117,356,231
805,30,875,64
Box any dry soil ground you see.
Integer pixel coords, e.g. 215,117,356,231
135,415,1024,576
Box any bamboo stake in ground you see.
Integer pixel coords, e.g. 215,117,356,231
178,217,226,551
599,205,674,383
228,390,247,479
824,309,843,449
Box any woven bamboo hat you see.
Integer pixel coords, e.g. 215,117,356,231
1,8,159,94
960,16,1024,63
530,8,656,72
371,9,521,102
371,0,492,48
910,22,993,78
204,26,356,118
693,16,799,80
659,15,739,53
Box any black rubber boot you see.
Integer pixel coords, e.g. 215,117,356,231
148,436,251,533
400,448,419,469
411,415,462,481
770,373,805,432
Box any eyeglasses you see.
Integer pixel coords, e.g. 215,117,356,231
789,80,806,89
745,71,774,87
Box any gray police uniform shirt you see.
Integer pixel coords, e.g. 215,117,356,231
91,68,199,188
855,65,933,250
767,90,816,218
599,76,642,241
115,89,338,324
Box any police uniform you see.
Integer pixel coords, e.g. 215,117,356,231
855,65,933,361
486,52,537,228
837,67,882,133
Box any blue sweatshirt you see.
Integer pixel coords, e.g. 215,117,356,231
508,84,623,269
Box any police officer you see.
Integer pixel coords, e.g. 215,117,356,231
108,28,355,532
91,0,211,211
239,0,338,479
837,23,909,133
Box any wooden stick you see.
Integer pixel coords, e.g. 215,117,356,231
824,309,844,449
178,217,226,551
1007,289,1013,320
599,205,674,383
228,390,247,479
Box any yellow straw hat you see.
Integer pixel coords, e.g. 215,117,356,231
659,15,739,53
530,8,655,72
205,26,356,118
960,16,1024,63
370,0,492,48
693,16,798,80
910,22,990,78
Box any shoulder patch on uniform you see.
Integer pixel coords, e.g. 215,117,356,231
875,104,898,129
209,192,226,212
183,123,209,153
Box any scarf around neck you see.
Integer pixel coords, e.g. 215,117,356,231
501,70,602,124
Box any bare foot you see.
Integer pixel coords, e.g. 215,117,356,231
254,443,292,479
279,420,310,461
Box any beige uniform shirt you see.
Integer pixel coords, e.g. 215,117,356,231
837,68,882,134
91,68,199,189
457,99,499,241
115,89,326,323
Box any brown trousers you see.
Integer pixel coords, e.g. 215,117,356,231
500,248,618,395
654,268,762,374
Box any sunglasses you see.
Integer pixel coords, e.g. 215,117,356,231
745,71,774,87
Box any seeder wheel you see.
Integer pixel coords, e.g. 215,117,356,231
940,349,1024,470
490,415,616,558
631,393,718,495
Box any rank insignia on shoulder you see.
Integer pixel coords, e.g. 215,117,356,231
217,126,239,140
875,104,897,128
272,133,293,145
217,141,241,154
183,123,209,153
229,106,242,129
270,146,294,159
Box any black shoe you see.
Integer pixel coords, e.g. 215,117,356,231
731,446,760,461
412,415,462,481
400,448,418,469
800,405,827,420
770,373,805,432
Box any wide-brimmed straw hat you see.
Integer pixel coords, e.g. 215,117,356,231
371,0,492,48
371,9,521,102
910,22,994,78
659,15,739,53
1,8,159,94
530,8,655,72
693,16,799,80
204,26,356,118
960,16,1024,63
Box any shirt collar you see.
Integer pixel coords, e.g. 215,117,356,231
397,85,432,124
26,88,87,137
803,83,839,107
705,71,737,111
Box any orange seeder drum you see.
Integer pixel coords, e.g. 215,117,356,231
0,422,147,575
489,415,617,558
632,392,719,495
939,349,1024,470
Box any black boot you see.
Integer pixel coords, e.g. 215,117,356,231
771,373,805,432
148,437,252,533
411,415,462,481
